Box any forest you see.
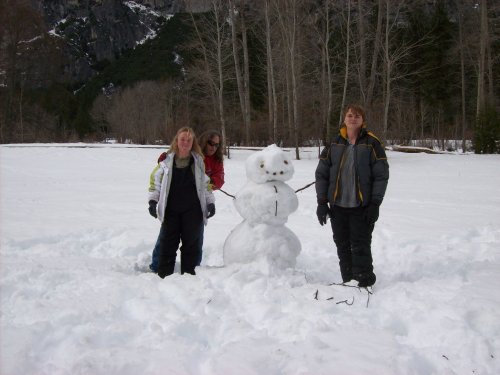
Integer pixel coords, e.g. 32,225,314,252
1,0,499,153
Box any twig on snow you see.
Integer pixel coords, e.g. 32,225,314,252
336,297,354,305
328,281,360,289
329,282,373,307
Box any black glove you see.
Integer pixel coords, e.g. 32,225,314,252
363,203,379,225
207,203,215,218
148,200,158,218
316,203,330,226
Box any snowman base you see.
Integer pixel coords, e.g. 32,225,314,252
223,221,301,273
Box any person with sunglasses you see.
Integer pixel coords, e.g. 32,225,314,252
149,130,225,273
198,130,225,192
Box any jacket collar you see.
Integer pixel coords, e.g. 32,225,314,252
339,125,367,142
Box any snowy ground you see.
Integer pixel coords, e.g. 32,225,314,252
1,144,499,375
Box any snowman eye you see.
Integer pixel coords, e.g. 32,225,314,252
284,160,288,165
260,163,264,168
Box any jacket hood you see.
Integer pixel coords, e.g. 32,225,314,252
339,125,368,141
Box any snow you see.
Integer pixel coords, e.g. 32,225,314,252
1,144,500,375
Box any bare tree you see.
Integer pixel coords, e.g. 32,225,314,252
457,0,468,152
366,0,384,110
229,0,252,145
92,81,172,144
475,0,498,114
313,0,335,141
0,0,61,143
339,0,352,126
264,0,279,143
477,0,488,115
380,0,432,142
274,0,305,159
186,0,229,145
356,0,367,104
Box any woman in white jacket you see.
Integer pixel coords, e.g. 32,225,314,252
148,127,215,278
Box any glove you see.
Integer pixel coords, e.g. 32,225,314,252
207,203,215,218
148,200,158,218
316,203,330,226
363,204,379,225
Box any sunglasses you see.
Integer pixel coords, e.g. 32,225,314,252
207,140,220,148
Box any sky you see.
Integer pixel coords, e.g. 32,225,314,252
1,144,500,375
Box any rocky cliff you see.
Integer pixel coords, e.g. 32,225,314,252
29,0,207,83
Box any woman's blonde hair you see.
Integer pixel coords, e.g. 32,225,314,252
169,127,203,157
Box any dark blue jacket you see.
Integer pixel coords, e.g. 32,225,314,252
315,126,389,207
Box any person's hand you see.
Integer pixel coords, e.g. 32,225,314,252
363,204,379,225
148,200,158,218
207,203,215,218
316,203,330,225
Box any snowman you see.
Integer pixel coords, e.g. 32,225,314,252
223,144,301,272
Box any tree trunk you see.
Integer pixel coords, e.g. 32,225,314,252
323,0,333,142
188,7,218,120
366,0,383,109
486,28,494,102
339,0,351,126
229,0,245,140
264,0,278,143
383,0,390,142
19,75,25,142
241,6,252,146
229,0,251,145
188,1,227,143
476,0,487,116
215,1,227,145
357,0,367,104
275,0,301,158
458,3,467,153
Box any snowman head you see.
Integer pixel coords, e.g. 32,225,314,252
246,144,294,184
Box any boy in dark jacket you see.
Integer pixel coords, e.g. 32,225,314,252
315,104,389,287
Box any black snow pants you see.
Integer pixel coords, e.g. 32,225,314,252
157,161,203,278
330,205,375,282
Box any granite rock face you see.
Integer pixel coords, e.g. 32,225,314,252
30,0,201,82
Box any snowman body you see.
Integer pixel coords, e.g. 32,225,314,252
223,144,301,271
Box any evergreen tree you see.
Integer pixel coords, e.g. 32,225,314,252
474,105,500,154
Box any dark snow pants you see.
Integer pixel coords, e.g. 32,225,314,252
330,205,375,282
157,206,203,278
150,224,204,272
157,160,204,279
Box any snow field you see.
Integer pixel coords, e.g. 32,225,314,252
1,145,499,375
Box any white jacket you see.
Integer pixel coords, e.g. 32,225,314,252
148,152,215,225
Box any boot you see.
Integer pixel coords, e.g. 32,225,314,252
356,272,376,287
